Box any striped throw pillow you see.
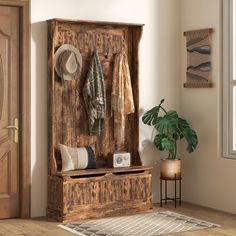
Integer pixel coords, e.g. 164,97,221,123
59,144,96,171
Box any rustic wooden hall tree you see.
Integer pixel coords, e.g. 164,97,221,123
47,19,152,222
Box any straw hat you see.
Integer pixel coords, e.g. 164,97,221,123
54,44,82,81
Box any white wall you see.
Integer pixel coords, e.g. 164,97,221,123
31,0,236,218
180,0,236,215
31,0,181,217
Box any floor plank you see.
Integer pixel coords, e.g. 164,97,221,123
0,202,235,235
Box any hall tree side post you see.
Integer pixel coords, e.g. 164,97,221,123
47,19,152,222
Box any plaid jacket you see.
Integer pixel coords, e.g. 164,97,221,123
83,51,106,136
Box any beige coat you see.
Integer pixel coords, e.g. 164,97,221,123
111,52,135,150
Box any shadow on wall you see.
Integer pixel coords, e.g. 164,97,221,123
31,21,48,217
139,109,160,203
139,139,160,203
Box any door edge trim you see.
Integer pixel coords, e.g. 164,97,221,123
19,0,31,219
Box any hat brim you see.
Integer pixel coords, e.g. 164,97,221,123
54,44,83,81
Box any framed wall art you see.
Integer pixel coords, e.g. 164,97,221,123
183,28,213,88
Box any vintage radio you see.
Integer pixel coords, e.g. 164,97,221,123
111,152,131,168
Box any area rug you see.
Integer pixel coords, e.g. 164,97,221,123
58,211,219,236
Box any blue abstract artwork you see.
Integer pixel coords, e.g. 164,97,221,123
184,28,213,88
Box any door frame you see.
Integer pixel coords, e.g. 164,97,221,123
0,0,30,218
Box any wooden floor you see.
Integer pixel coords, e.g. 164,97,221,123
0,202,236,236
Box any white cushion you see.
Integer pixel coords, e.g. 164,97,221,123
59,144,96,171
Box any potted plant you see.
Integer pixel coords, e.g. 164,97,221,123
142,99,198,179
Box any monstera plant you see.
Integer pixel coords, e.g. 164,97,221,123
142,99,198,179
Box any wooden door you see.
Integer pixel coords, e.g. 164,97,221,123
0,5,20,219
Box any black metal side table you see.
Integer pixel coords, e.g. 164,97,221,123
160,174,182,208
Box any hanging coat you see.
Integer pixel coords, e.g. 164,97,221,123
111,51,135,150
83,51,106,136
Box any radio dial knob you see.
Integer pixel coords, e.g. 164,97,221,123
116,156,123,164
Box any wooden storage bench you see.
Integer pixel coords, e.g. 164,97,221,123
47,166,152,222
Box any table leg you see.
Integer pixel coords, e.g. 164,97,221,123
165,180,167,205
179,178,182,206
174,175,177,208
160,178,162,207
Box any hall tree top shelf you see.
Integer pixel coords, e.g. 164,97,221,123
47,18,145,27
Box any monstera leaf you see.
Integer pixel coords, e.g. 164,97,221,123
161,137,175,151
176,117,190,139
182,127,198,153
154,110,179,136
153,133,166,150
142,106,160,125
154,134,176,158
142,99,165,125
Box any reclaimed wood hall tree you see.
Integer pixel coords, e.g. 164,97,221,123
47,19,152,222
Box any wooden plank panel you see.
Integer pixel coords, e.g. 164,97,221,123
49,20,142,169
